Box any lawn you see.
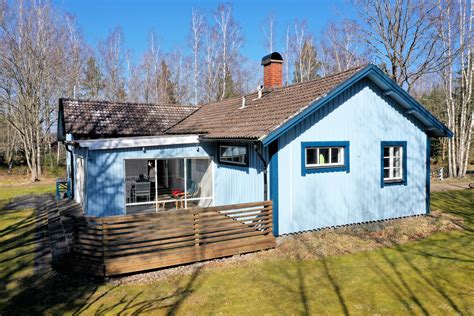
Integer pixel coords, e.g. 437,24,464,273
0,183,472,315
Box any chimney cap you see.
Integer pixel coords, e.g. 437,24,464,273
261,52,283,66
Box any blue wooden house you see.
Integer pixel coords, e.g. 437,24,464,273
58,53,452,236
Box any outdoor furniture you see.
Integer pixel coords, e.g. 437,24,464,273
155,195,172,211
125,182,133,203
175,182,201,209
134,182,151,202
55,178,71,200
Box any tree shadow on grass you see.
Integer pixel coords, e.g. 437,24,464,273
1,200,205,315
256,237,350,315
370,232,473,315
297,238,349,316
72,265,204,315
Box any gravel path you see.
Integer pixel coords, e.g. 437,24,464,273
430,181,472,192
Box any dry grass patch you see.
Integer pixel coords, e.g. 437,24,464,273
114,209,462,285
274,210,461,260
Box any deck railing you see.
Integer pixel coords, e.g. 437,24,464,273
63,201,274,276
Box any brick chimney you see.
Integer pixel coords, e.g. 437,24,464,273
261,52,283,89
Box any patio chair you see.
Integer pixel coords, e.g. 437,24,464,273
134,182,151,202
175,182,201,209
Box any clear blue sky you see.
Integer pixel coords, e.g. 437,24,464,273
53,0,355,64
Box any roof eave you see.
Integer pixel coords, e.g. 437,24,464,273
75,134,200,150
261,64,453,146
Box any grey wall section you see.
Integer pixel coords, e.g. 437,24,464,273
276,79,428,235
84,142,265,216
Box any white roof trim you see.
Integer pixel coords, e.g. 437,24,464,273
76,135,200,150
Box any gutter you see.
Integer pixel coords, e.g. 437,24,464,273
253,142,268,201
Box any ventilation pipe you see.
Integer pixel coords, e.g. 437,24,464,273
240,96,246,108
257,85,263,99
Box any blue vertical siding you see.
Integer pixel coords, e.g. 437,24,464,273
213,146,264,206
86,143,213,216
276,79,428,235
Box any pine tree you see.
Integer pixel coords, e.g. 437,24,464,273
81,57,105,99
293,40,321,83
159,60,177,104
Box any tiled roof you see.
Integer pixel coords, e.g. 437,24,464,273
167,65,366,139
61,99,196,138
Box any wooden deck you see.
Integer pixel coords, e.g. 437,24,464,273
48,201,275,276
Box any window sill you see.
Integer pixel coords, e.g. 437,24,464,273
306,164,345,169
382,179,406,187
304,164,349,174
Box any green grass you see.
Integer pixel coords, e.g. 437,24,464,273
0,182,55,202
0,185,472,315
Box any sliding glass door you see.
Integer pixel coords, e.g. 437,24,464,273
124,158,213,214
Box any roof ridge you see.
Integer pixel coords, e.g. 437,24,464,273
190,64,368,109
268,63,369,92
61,98,196,109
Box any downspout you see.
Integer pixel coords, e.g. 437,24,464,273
65,142,74,199
254,142,268,201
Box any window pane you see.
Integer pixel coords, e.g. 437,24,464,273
330,148,340,163
384,157,390,168
186,159,212,207
319,148,329,164
384,147,390,157
306,148,317,165
125,159,153,206
220,146,246,165
394,167,401,178
384,168,390,179
394,146,401,157
394,157,401,168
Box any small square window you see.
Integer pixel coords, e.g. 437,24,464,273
218,144,248,166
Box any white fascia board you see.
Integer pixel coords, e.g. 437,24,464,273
76,135,200,150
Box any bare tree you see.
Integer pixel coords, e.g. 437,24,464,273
319,20,367,75
283,25,290,85
202,25,220,102
291,20,321,83
214,3,243,100
355,0,446,92
436,0,473,178
189,8,205,105
127,57,144,103
262,13,276,53
0,0,85,181
98,27,127,101
142,30,161,103
168,49,193,104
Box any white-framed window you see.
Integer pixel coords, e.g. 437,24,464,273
383,146,403,181
218,145,248,166
301,141,350,175
305,147,344,167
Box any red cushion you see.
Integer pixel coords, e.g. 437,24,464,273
171,188,183,196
